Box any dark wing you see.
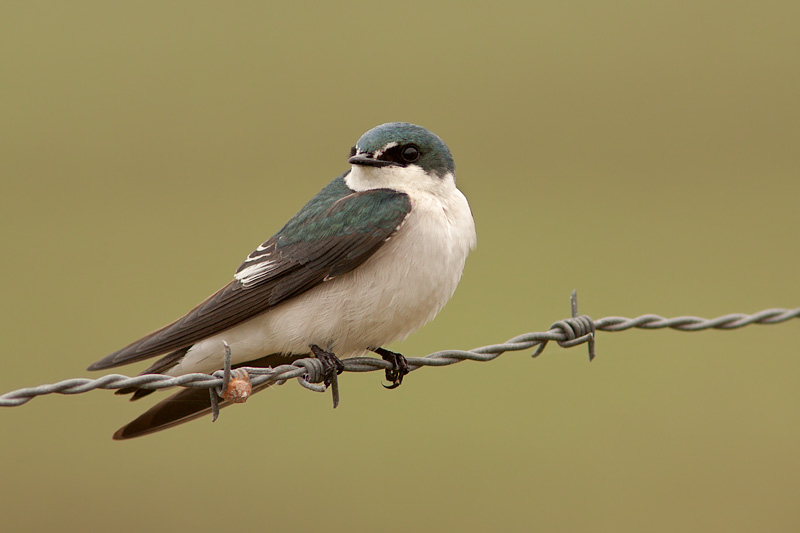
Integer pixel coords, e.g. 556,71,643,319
88,179,411,371
113,387,228,440
111,353,303,440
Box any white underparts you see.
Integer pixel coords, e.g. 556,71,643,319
167,165,476,376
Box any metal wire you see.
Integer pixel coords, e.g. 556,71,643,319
2,292,798,409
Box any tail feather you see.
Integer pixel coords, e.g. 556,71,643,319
113,387,222,440
113,383,269,440
114,347,189,400
111,352,305,440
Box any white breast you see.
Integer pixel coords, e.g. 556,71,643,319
168,167,476,375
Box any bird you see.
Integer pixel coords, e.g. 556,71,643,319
88,122,477,439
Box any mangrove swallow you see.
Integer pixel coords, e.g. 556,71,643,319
88,122,477,439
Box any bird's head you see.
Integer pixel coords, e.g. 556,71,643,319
347,123,456,194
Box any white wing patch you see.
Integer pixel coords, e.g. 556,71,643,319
235,259,279,287
242,242,271,263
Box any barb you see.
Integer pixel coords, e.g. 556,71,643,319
2,293,798,411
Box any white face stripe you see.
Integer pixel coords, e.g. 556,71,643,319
370,141,398,159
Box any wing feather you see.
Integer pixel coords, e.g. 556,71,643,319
88,176,411,371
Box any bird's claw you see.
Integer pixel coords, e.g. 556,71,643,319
310,344,344,387
374,348,409,389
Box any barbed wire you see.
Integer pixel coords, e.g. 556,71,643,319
1,292,798,412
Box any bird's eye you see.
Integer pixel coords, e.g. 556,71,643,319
401,145,420,162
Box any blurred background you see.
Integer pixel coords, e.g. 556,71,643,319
2,1,799,531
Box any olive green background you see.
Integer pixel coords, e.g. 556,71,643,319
2,2,799,531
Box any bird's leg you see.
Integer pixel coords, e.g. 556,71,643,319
373,347,409,389
309,344,344,387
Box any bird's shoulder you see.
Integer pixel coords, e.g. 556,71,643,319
237,173,412,274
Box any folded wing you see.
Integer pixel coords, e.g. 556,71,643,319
88,178,411,370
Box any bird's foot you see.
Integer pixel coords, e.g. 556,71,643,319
309,344,344,387
373,347,409,389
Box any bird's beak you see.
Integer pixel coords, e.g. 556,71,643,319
348,153,394,167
